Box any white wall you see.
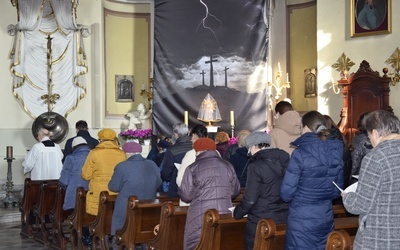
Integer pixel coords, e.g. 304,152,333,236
317,1,400,122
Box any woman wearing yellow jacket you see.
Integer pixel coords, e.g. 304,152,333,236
81,128,126,215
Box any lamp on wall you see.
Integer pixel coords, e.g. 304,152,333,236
140,78,154,109
197,93,221,131
268,62,290,100
331,52,355,94
385,47,400,86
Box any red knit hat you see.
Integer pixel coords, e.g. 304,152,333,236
193,138,216,152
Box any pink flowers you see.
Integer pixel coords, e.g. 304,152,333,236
228,136,237,145
119,129,152,140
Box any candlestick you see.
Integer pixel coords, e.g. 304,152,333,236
230,111,235,126
286,73,289,83
141,82,145,90
6,146,13,158
184,111,189,126
278,62,281,72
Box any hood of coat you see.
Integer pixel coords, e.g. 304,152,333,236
291,131,343,168
274,110,302,135
250,148,289,177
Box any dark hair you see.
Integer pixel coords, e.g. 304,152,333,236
189,124,208,138
76,120,88,130
275,101,293,115
302,111,330,141
363,110,400,137
357,112,370,132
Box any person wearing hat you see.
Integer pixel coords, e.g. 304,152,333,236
179,138,240,250
59,136,90,211
108,141,161,246
233,131,290,250
81,128,126,216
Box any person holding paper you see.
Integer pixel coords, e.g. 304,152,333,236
280,111,344,250
343,110,400,250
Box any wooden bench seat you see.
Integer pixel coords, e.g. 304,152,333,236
146,202,188,250
253,216,358,250
67,187,96,250
89,191,117,250
49,184,74,250
20,178,42,238
195,209,248,250
32,179,59,245
326,230,354,250
115,197,165,249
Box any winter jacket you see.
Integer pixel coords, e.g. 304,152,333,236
280,131,343,250
343,134,400,250
160,135,192,198
59,145,90,210
229,146,249,187
216,141,229,157
234,148,289,250
108,154,162,235
178,150,240,250
62,130,99,162
81,141,126,215
270,110,302,155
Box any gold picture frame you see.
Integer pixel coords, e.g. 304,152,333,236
115,75,134,102
304,68,317,98
351,0,391,37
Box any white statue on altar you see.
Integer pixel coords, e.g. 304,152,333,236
125,103,152,130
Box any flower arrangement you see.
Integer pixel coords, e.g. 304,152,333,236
228,136,237,145
119,129,152,141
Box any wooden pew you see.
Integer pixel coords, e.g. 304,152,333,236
33,179,59,245
49,184,74,250
232,187,245,205
19,178,42,238
89,191,117,250
194,209,248,250
253,216,358,250
326,230,354,250
146,202,188,250
67,187,96,250
115,197,164,250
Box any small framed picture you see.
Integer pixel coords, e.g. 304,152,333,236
351,0,391,37
304,68,317,98
115,75,134,102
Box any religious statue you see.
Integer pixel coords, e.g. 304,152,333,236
125,103,152,130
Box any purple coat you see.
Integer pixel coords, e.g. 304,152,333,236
178,150,240,250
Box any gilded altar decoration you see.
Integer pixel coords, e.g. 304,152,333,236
331,53,355,79
197,93,222,126
385,47,400,86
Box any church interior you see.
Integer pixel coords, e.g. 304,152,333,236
0,0,399,247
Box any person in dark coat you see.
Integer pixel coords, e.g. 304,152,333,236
280,111,344,250
59,136,90,211
178,138,240,250
160,123,192,198
108,141,161,237
63,120,99,162
234,131,289,250
229,130,251,187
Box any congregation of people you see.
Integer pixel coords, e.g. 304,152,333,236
21,101,400,249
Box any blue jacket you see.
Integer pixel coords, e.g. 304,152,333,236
62,130,99,162
108,154,162,235
59,145,90,210
280,131,343,250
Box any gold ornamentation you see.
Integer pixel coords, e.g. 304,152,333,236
331,53,355,79
385,48,400,86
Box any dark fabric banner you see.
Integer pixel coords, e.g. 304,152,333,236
153,0,270,136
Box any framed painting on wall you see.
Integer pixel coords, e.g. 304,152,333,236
351,0,391,37
115,75,134,102
304,68,317,98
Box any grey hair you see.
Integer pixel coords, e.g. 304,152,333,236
173,123,189,137
363,110,400,137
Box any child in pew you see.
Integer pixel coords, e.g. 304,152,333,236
280,111,344,250
233,131,289,250
108,141,162,250
178,138,240,250
59,136,90,212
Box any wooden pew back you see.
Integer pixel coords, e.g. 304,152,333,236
20,178,42,238
89,191,117,250
146,202,188,250
115,197,164,249
33,179,59,245
49,184,73,250
67,187,96,250
195,209,247,250
326,230,354,250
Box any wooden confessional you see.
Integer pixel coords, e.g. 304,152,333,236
337,60,392,145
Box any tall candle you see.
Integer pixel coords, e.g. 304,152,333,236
230,111,235,126
286,73,289,83
278,62,281,72
6,146,13,158
141,82,145,90
184,111,189,126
